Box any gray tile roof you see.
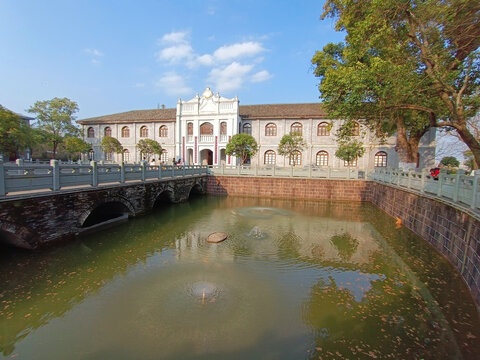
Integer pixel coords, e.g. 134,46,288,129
77,103,327,125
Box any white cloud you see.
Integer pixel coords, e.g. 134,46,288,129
156,43,194,63
196,54,214,66
251,70,273,83
213,42,264,62
84,48,104,57
160,31,189,44
155,72,193,96
208,62,254,92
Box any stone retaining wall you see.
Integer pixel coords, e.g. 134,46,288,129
207,175,480,309
207,176,372,201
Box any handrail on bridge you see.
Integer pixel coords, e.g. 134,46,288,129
0,160,209,197
371,167,480,212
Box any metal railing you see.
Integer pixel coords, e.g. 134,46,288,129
0,160,209,197
371,167,480,211
208,164,366,179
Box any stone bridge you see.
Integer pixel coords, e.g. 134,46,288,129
0,175,208,249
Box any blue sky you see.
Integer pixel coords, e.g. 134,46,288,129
0,0,344,120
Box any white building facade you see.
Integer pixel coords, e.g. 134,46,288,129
78,87,436,169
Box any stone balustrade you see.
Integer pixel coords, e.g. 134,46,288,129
0,160,208,197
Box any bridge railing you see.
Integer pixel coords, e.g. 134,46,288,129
0,160,208,196
208,164,366,179
371,167,480,211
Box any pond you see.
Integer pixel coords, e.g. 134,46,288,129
0,196,479,359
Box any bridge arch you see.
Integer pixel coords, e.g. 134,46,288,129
189,183,206,198
78,197,136,228
0,220,37,249
152,189,175,209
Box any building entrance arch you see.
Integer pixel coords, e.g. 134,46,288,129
200,149,213,166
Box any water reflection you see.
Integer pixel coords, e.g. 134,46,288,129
0,197,478,359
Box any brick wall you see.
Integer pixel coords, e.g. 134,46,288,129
207,176,480,309
207,176,372,201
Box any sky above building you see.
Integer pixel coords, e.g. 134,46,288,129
0,0,345,120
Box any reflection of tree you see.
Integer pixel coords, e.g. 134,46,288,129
330,232,359,261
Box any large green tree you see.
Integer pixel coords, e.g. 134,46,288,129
137,139,163,161
277,133,306,166
28,97,80,159
0,105,34,160
225,133,258,165
313,0,480,167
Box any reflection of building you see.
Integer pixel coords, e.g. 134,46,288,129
78,87,436,169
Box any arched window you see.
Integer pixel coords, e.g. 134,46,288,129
187,122,193,135
104,127,112,137
351,121,360,136
317,122,330,136
140,126,148,138
290,151,302,166
88,149,94,161
243,123,251,135
121,126,130,138
374,151,387,167
122,149,129,163
264,150,276,165
160,150,168,163
316,151,329,166
290,122,302,136
87,127,95,138
159,125,168,137
220,122,227,135
265,123,277,136
200,122,213,135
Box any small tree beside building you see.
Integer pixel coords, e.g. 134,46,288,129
226,134,258,165
137,139,163,161
100,137,124,162
277,133,306,166
335,140,365,167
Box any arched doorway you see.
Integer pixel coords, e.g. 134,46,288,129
187,149,194,165
220,149,226,165
200,149,213,166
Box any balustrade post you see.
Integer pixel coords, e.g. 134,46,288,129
407,170,414,189
172,165,175,178
471,170,480,209
158,164,163,179
120,162,125,183
0,161,5,196
273,165,276,176
237,165,241,175
420,168,428,193
50,159,60,191
453,170,465,202
183,165,186,177
90,160,98,187
140,162,146,181
437,169,446,197
290,166,294,177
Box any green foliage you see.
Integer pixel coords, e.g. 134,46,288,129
137,139,163,160
64,136,91,160
277,133,306,166
335,140,365,164
0,105,35,159
440,156,460,168
225,133,258,165
100,136,124,155
28,97,79,159
330,232,359,261
313,0,480,165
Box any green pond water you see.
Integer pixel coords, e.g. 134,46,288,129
0,196,479,359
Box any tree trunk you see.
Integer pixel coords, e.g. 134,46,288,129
455,125,480,170
395,116,420,164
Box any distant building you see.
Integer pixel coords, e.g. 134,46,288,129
77,87,436,169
